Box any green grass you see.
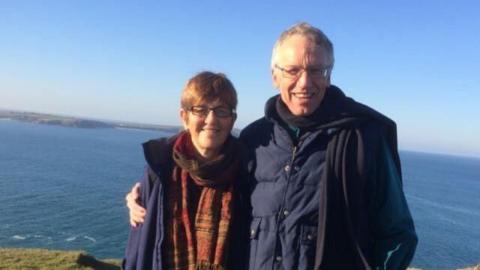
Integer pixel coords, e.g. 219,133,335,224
1,248,478,270
0,248,121,270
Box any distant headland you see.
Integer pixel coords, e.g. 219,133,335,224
0,109,182,133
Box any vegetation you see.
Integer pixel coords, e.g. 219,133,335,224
0,248,121,270
0,109,182,132
1,248,478,270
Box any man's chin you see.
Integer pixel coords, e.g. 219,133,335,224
294,100,322,116
291,108,313,117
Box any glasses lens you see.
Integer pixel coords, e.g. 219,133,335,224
284,67,301,78
190,106,208,116
277,65,329,79
276,65,299,78
308,67,328,78
213,107,233,118
189,106,233,118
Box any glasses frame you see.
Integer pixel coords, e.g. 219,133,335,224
187,105,236,118
274,64,331,80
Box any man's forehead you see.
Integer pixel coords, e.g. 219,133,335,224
277,38,327,65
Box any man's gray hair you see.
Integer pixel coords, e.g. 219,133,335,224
271,22,334,71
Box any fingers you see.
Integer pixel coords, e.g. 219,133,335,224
130,217,137,227
129,210,145,227
132,182,141,198
126,182,147,227
126,183,146,214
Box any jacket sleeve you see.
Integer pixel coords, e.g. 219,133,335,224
371,138,418,270
122,166,151,270
226,143,253,270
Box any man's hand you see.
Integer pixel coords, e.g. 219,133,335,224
126,182,146,227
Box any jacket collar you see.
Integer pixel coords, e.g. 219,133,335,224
264,85,396,131
142,134,179,173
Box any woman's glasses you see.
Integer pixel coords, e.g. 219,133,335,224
188,106,236,118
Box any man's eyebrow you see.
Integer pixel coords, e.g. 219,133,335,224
283,65,326,69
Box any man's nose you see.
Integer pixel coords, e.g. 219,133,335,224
296,69,313,88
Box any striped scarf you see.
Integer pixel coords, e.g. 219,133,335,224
164,131,240,270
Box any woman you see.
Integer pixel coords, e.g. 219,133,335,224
123,71,248,270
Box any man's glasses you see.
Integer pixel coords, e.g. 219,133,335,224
275,64,330,80
187,106,236,118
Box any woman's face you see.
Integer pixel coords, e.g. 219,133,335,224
180,100,236,159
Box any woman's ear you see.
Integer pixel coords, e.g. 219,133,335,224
180,109,189,130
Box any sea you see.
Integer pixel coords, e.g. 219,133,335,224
0,119,479,269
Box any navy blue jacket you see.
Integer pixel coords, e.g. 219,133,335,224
239,86,417,270
123,135,249,270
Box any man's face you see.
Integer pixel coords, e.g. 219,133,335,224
272,35,331,116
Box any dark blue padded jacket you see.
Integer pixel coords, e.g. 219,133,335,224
122,135,249,270
239,86,417,270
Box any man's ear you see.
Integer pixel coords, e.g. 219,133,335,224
272,68,280,90
326,75,331,87
180,109,189,130
325,67,333,87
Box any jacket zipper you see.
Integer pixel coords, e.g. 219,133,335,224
287,145,298,177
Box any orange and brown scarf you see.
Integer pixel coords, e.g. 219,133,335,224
163,131,240,270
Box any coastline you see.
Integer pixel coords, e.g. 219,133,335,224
0,109,181,133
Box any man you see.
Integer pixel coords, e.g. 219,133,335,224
126,22,417,269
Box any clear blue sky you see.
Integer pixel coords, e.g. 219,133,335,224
1,0,479,157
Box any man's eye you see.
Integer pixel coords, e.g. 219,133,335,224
286,68,301,75
309,68,323,74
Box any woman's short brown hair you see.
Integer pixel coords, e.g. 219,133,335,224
180,71,238,110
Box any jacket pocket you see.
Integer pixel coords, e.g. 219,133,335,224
248,217,262,270
299,225,317,270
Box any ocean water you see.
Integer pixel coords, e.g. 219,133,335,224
402,151,480,269
0,120,169,259
0,120,479,269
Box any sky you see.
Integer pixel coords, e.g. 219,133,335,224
1,0,479,157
